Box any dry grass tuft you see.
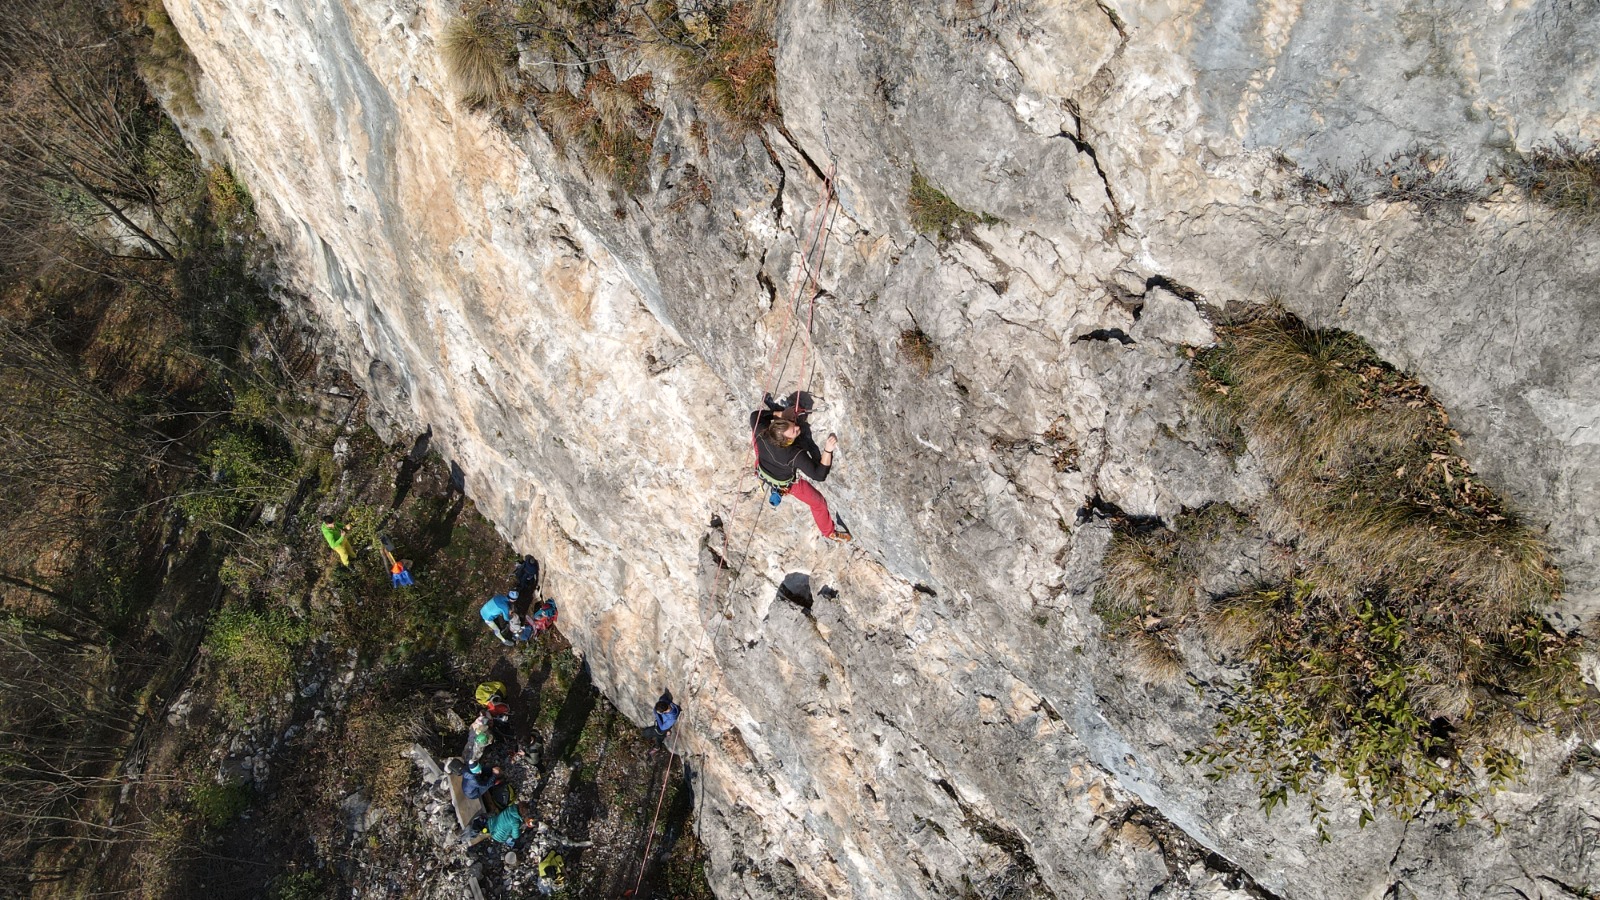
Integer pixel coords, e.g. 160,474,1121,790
587,67,643,134
1156,307,1592,830
1128,629,1184,684
336,699,431,806
528,55,661,194
1500,138,1600,226
1100,522,1199,620
896,327,936,375
648,0,779,129
442,11,514,107
1201,589,1274,656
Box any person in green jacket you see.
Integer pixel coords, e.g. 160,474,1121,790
321,515,352,567
487,802,533,848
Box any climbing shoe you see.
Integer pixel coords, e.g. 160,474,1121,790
768,486,783,507
828,521,853,543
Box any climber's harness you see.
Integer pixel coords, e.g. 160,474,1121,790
755,467,795,493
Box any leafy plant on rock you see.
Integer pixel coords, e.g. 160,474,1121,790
1099,307,1592,834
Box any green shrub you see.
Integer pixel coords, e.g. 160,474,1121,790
178,425,294,525
205,164,256,230
190,780,251,830
206,604,311,714
136,0,202,117
178,429,294,526
270,871,332,900
1098,308,1592,833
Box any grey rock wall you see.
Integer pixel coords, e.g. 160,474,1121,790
161,0,1599,896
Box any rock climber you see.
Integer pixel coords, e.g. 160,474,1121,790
480,590,530,647
750,392,851,542
652,694,680,748
320,515,353,567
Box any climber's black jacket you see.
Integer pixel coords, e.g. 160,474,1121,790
750,397,829,485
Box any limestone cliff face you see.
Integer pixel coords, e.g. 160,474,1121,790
162,0,1600,897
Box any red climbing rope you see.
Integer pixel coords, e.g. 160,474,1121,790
759,164,838,405
627,751,677,897
626,165,841,896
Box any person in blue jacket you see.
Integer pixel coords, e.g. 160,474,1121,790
462,762,501,801
652,695,680,748
480,590,528,646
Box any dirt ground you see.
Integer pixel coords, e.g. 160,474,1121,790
81,386,713,899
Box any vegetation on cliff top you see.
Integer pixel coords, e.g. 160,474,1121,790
440,0,777,194
1096,308,1593,837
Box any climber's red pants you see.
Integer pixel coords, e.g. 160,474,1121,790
785,480,835,537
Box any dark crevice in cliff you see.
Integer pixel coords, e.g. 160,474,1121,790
760,133,788,226
1074,494,1160,528
755,268,779,315
1109,804,1286,900
1093,0,1130,43
1057,108,1126,233
774,122,833,190
1144,274,1204,305
1074,328,1134,346
777,572,814,614
935,779,1046,895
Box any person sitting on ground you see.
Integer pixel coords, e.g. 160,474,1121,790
320,515,353,567
486,801,535,849
462,762,502,802
479,590,527,647
652,696,681,747
750,393,850,542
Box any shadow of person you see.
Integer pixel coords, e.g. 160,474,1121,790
391,426,432,510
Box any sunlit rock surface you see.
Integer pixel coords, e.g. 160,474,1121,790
162,0,1600,896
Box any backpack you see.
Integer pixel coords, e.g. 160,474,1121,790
530,599,558,634
475,681,506,706
475,681,511,718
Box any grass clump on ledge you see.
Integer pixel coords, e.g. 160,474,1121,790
896,326,936,375
908,171,998,241
1098,308,1592,837
532,65,659,194
645,0,779,129
442,6,516,107
1500,138,1600,226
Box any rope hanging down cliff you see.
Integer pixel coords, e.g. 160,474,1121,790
626,167,841,898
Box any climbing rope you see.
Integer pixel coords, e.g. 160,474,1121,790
625,165,841,897
626,751,678,897
759,163,838,405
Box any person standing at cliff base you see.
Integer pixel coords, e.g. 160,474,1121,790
652,694,680,749
513,554,540,600
750,392,851,542
320,515,353,567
